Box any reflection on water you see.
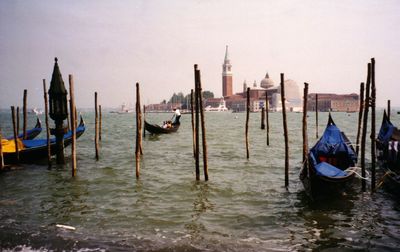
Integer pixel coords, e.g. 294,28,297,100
0,111,400,251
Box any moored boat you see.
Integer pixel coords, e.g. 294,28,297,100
300,114,358,199
5,117,42,140
2,116,85,164
376,110,400,196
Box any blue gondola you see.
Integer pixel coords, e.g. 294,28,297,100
300,113,358,199
377,110,400,196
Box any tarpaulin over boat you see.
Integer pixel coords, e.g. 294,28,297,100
315,162,348,177
1,139,25,152
378,111,398,143
311,118,357,168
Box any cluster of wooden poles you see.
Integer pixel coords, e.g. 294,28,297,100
253,58,380,191
0,75,91,178
0,58,387,190
133,65,209,181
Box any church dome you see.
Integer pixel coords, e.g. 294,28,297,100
260,72,274,89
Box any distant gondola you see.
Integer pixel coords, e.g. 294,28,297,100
300,113,358,199
5,117,42,140
2,116,86,164
376,110,400,196
144,120,180,134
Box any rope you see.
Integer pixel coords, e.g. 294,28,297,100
345,166,369,180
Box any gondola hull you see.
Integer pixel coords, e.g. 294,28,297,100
300,114,358,199
5,117,42,140
3,118,85,164
300,164,356,199
376,111,400,197
144,120,179,134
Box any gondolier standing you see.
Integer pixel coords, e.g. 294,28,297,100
172,108,181,124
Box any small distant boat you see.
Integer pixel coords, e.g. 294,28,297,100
5,117,42,140
376,110,400,196
205,99,229,112
300,113,358,199
2,116,86,164
144,116,180,134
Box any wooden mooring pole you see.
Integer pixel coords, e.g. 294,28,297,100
370,58,376,192
99,105,102,141
11,106,19,162
16,107,20,137
315,93,318,139
197,68,208,181
356,83,365,157
43,79,51,168
135,82,142,179
281,74,289,187
266,91,270,146
194,65,200,180
23,89,27,139
143,105,146,138
245,87,250,159
302,83,309,164
261,107,265,130
361,63,371,192
95,92,99,161
191,89,196,159
69,75,77,177
387,100,391,121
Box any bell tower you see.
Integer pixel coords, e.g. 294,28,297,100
222,45,233,97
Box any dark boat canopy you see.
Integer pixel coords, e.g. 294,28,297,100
311,114,357,165
377,110,400,143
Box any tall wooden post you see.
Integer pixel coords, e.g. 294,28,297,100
197,68,208,181
302,83,309,164
266,91,270,146
69,75,77,177
0,128,4,169
261,107,265,129
95,92,99,161
43,79,51,168
281,74,289,187
11,106,19,162
315,94,319,139
135,82,143,179
23,89,27,139
143,105,146,137
194,65,200,180
245,87,250,159
387,100,391,121
361,63,371,192
356,83,365,156
191,89,196,158
99,105,102,141
16,107,20,137
370,58,376,192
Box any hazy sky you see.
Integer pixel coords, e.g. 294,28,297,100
0,0,399,109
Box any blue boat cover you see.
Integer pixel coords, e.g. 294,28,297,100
22,125,85,148
378,112,395,143
311,121,357,167
315,162,347,177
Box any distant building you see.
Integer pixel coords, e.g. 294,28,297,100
224,72,302,112
222,45,233,97
307,93,359,112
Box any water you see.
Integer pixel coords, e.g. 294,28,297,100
0,110,400,251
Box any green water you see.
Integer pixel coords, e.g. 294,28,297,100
0,111,399,251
